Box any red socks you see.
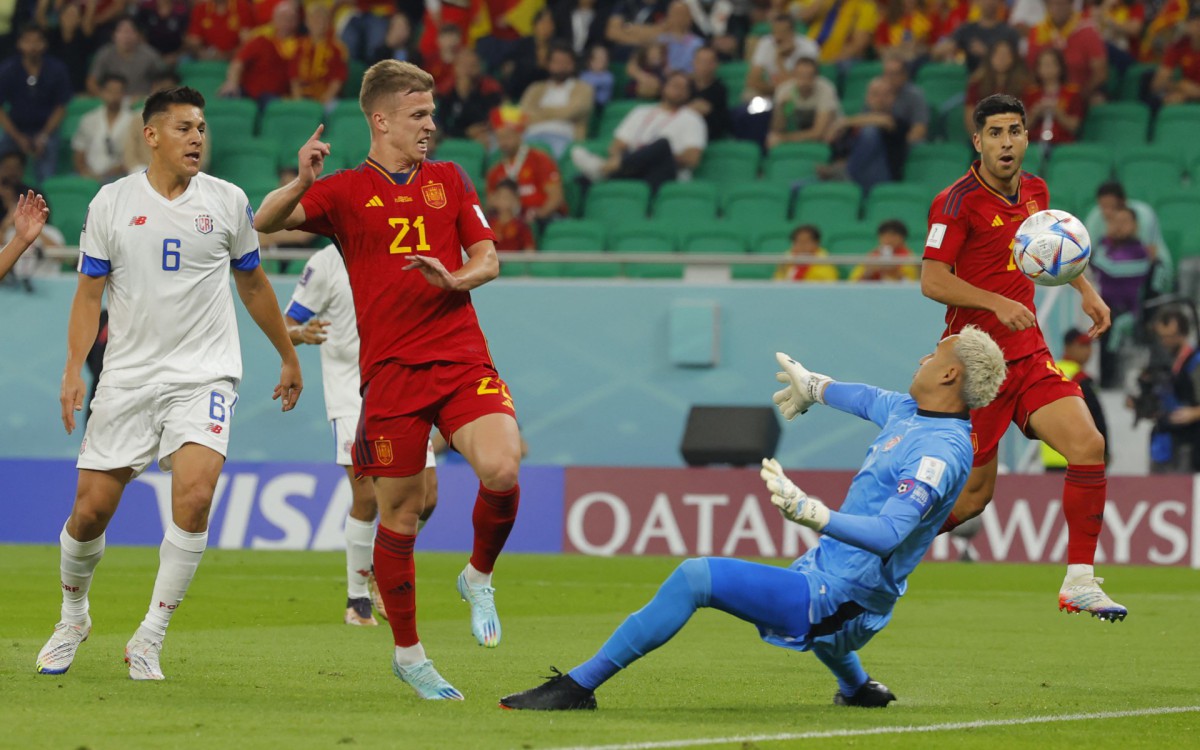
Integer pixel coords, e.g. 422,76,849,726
1063,464,1106,565
938,512,963,535
469,483,520,574
374,525,418,647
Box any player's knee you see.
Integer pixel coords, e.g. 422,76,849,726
477,456,520,492
673,558,712,607
173,479,217,531
68,502,115,539
1064,429,1106,466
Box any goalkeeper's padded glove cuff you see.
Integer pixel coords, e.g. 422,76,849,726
809,375,833,406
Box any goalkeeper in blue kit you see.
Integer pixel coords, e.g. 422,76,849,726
500,326,1007,710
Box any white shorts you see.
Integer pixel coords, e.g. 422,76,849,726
78,380,238,477
331,415,435,469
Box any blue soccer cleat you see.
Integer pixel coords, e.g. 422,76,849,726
392,657,464,700
457,571,501,648
1059,576,1128,622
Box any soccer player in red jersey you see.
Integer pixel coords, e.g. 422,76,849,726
254,60,521,699
921,93,1127,622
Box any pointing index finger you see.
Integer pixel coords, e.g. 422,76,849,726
309,123,324,142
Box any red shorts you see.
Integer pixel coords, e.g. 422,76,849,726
354,361,516,477
969,344,1083,467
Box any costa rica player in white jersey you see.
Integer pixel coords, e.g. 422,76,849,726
257,60,521,701
284,244,439,627
35,86,304,680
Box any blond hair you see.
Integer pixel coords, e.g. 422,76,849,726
359,60,434,115
953,325,1007,410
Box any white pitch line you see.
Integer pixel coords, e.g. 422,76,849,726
542,705,1200,750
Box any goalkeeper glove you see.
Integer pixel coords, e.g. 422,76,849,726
772,352,832,420
760,458,830,530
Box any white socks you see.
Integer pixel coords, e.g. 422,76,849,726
464,562,492,588
1064,563,1095,586
59,525,106,624
394,643,428,667
344,516,375,599
137,523,208,641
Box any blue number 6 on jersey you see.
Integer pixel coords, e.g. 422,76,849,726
209,391,227,422
162,239,181,271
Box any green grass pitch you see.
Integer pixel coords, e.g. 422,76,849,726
1,545,1197,749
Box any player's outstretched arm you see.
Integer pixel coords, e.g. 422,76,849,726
234,266,303,411
60,274,106,434
1069,274,1111,338
254,125,329,233
403,239,499,292
920,259,1036,331
0,191,48,282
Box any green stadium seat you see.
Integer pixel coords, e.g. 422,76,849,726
841,60,884,113
651,181,719,222
762,142,829,181
731,222,792,279
205,112,256,143
1044,144,1113,206
342,60,366,99
904,142,969,193
678,223,747,253
696,140,761,182
608,221,680,278
210,137,275,178
432,138,486,178
1153,105,1200,162
66,96,101,118
824,227,877,279
717,60,749,104
722,183,791,224
863,183,930,241
1115,145,1185,206
557,139,607,216
205,97,257,121
535,219,613,278
179,60,230,102
43,176,99,241
260,99,324,160
794,182,861,227
240,177,280,211
1081,102,1151,145
1117,62,1157,101
594,100,641,141
583,179,651,222
939,104,972,146
916,62,968,110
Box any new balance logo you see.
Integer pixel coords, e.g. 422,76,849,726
129,216,147,226
365,196,384,207
991,215,1004,227
206,423,223,434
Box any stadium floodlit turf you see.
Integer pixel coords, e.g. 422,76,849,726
1,545,1197,749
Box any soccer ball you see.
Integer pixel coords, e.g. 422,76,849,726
1013,209,1091,286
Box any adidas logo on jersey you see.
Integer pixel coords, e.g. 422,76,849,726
365,196,384,207
992,215,1004,227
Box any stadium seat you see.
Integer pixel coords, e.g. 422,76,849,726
863,183,930,241
583,179,651,222
1153,105,1200,162
214,144,277,186
1115,146,1185,206
938,105,972,147
824,227,878,279
652,181,719,222
1081,102,1151,145
722,183,791,224
594,100,641,141
732,222,792,279
342,60,366,99
179,60,229,102
762,142,829,181
904,142,969,194
535,219,614,278
205,111,256,143
717,60,749,104
678,222,747,253
841,61,884,113
915,62,967,110
432,138,485,178
260,99,324,161
43,176,99,241
1044,144,1113,207
557,139,607,216
66,96,101,119
696,140,760,182
793,182,861,227
608,221,680,278
1116,62,1157,101
329,106,370,166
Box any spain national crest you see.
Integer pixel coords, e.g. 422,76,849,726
421,182,447,209
1025,200,1039,217
374,439,394,466
195,214,214,234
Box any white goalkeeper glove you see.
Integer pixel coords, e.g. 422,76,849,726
772,352,832,420
760,458,830,530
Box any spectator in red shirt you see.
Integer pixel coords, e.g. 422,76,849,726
218,0,301,104
186,0,255,60
964,38,1029,137
485,106,567,227
1152,7,1200,105
1026,47,1084,148
289,3,348,112
875,0,936,63
488,179,536,253
1026,0,1108,104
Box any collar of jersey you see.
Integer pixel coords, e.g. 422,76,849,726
365,157,421,185
916,407,970,420
969,162,1020,206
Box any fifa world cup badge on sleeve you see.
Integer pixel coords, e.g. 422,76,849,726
926,223,946,248
915,456,946,487
422,183,447,209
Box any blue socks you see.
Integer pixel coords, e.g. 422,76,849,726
813,644,869,697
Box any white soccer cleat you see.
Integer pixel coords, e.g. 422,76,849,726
457,571,501,648
35,617,92,675
125,636,165,680
367,571,388,621
392,658,464,700
1058,577,1128,622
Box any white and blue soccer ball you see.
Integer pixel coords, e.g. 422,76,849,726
1013,209,1091,286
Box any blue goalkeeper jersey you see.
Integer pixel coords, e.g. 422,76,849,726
793,382,973,614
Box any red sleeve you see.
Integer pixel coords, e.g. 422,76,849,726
297,173,341,237
485,164,502,195
330,42,348,82
1164,40,1183,68
453,165,497,248
923,188,971,265
874,22,891,48
539,152,561,184
236,36,261,64
1081,27,1106,56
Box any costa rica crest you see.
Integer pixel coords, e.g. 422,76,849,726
195,213,214,234
421,182,447,209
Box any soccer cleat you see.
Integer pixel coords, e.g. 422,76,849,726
125,636,165,680
834,678,897,708
35,617,92,675
392,658,464,700
457,571,501,648
1058,577,1128,622
367,571,388,621
499,667,598,711
344,597,378,626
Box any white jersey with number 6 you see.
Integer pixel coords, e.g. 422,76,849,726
78,171,260,387
285,245,361,421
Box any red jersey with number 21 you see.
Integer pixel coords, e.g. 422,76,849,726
298,158,497,386
923,162,1050,361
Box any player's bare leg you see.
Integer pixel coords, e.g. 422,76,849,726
36,468,130,675
127,443,223,680
344,468,379,626
374,473,462,700
450,413,522,648
1029,397,1126,621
